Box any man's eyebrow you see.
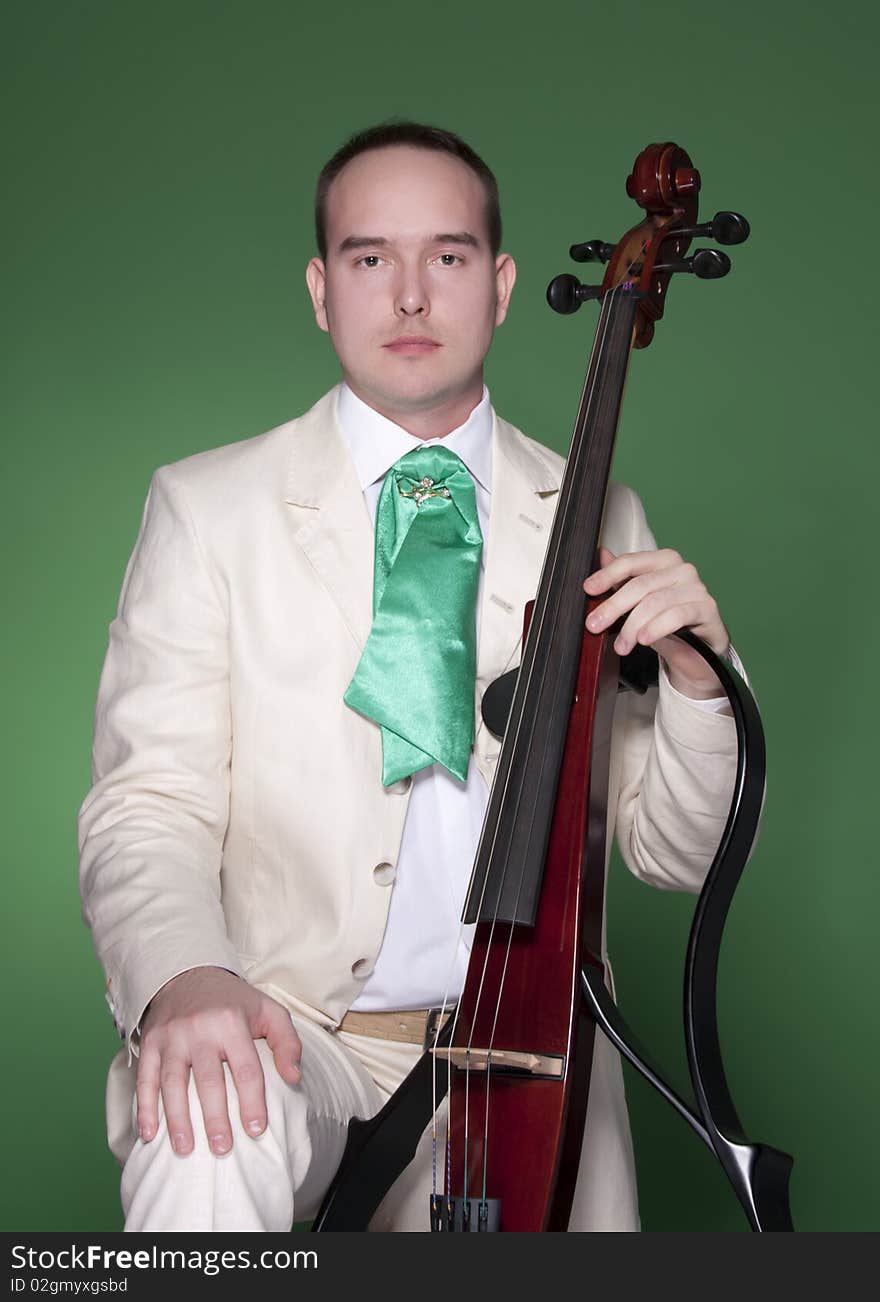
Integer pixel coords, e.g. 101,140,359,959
337,236,391,253
336,231,482,254
431,232,481,248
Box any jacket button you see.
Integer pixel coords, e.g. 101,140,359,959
373,861,396,886
351,957,375,979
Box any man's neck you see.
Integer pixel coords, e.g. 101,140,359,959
342,377,484,441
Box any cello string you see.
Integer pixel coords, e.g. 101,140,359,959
432,239,647,1215
429,907,474,1201
418,276,623,1195
464,279,623,1029
423,299,608,1204
463,242,650,1182
454,283,625,1202
466,244,649,1204
474,292,623,1203
459,281,616,1016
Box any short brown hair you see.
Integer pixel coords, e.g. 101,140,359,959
314,120,502,260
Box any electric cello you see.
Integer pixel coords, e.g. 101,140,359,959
313,142,795,1233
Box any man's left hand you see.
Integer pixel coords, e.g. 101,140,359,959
583,547,730,699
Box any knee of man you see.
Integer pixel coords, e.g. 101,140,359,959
119,1040,303,1232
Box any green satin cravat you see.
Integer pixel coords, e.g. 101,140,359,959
344,444,483,786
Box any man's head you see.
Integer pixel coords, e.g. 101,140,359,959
306,121,516,438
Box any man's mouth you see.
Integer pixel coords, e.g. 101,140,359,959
383,336,441,354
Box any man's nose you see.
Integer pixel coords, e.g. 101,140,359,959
394,265,429,316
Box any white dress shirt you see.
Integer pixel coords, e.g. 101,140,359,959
338,381,492,1011
337,380,731,1012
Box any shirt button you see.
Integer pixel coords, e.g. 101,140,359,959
387,777,412,795
373,861,396,886
351,957,375,979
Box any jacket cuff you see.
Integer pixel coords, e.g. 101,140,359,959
656,660,738,755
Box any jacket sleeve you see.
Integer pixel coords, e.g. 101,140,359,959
605,485,742,894
77,465,245,1063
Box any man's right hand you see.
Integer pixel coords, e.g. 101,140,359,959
135,967,303,1155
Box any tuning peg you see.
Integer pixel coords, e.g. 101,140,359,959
710,211,750,244
569,240,615,264
546,274,603,314
691,248,732,278
654,248,731,279
672,211,750,245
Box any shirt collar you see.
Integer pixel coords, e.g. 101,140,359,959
336,381,493,495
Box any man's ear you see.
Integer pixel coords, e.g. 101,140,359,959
305,257,329,333
494,252,517,327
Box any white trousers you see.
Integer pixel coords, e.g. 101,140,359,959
107,1015,640,1232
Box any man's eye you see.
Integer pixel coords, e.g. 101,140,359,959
358,255,383,267
436,253,462,266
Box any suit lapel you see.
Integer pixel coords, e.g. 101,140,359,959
283,386,374,650
476,412,562,756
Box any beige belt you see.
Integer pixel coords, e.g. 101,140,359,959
337,1007,453,1049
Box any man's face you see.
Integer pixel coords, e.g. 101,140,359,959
306,145,516,429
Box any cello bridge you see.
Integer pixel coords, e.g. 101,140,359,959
433,1047,565,1078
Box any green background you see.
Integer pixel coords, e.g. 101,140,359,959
3,0,876,1232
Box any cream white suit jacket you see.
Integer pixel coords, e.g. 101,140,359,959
78,385,739,1219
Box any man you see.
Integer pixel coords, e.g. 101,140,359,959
78,121,740,1232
